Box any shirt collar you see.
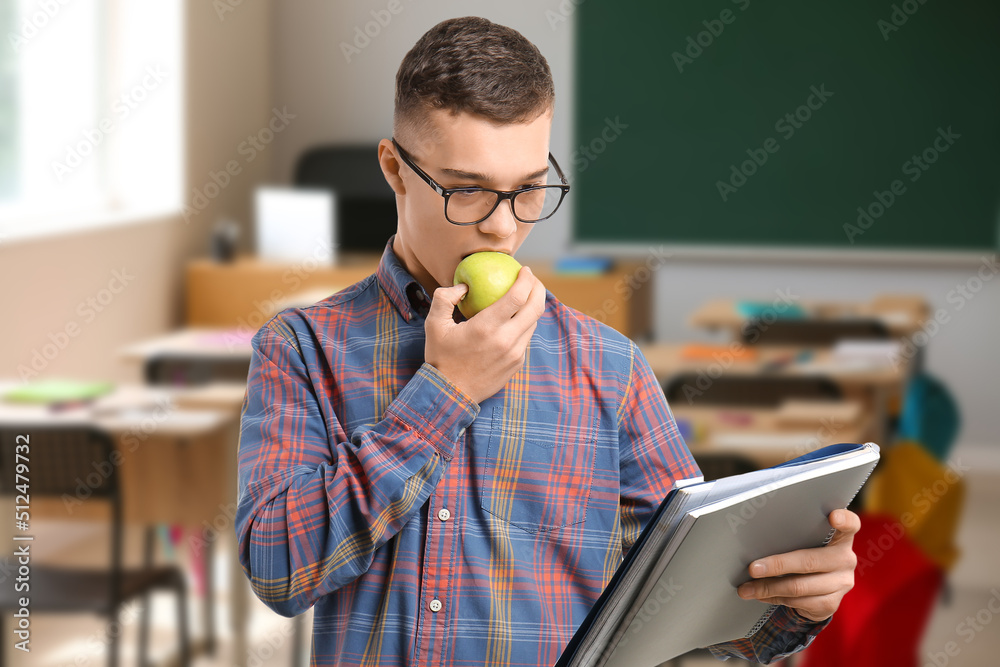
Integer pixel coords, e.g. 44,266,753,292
376,234,433,323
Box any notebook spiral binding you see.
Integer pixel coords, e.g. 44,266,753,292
745,604,779,638
822,442,879,547
745,442,879,639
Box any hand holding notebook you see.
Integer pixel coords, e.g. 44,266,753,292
556,442,880,667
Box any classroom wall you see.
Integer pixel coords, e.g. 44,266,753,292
267,1,1000,451
0,0,273,381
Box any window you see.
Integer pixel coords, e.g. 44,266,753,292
0,0,183,239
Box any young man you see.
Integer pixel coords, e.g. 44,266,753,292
236,16,860,666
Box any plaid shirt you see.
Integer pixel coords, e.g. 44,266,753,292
235,235,829,666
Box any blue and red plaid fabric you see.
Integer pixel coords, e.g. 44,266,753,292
235,235,829,666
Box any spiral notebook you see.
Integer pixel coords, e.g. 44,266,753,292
556,442,881,667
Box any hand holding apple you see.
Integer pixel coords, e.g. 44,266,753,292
424,259,545,405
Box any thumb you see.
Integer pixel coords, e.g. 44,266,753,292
427,283,469,321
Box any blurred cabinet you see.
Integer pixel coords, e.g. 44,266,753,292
185,255,653,340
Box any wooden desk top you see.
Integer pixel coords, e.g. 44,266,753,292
0,382,245,524
119,328,255,364
0,382,238,434
673,400,876,468
639,342,909,389
689,295,929,337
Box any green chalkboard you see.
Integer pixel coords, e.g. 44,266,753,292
574,0,1000,251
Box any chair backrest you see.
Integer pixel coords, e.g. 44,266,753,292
864,441,965,571
293,144,396,253
664,374,843,408
896,373,961,461
144,355,251,386
740,318,891,346
0,426,123,601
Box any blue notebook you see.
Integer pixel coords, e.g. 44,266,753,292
555,442,880,667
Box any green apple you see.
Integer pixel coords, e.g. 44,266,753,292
453,251,523,319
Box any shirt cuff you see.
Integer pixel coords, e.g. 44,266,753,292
384,362,480,461
770,604,831,633
706,605,832,663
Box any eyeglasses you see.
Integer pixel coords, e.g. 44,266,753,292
391,137,570,225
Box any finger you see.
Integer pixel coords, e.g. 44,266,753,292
749,542,855,578
509,272,547,328
738,571,851,602
826,508,862,545
505,278,546,330
427,284,468,322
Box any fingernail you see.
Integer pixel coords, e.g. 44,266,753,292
738,584,754,599
751,561,766,577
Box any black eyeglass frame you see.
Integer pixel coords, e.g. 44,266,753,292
391,137,571,225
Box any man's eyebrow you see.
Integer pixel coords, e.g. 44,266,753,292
439,164,550,183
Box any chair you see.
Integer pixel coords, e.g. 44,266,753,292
144,354,248,655
895,373,961,462
738,318,890,347
664,374,843,408
864,441,965,573
0,426,190,666
797,512,943,667
294,144,397,254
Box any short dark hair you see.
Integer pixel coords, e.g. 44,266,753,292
394,17,554,153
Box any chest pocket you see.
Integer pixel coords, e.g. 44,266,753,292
480,406,599,533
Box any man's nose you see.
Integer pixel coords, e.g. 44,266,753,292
476,197,518,238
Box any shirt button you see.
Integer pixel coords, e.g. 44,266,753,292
429,599,442,613
458,428,466,438
437,508,451,522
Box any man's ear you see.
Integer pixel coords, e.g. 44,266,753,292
378,139,406,196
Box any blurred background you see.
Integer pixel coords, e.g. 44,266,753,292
0,0,997,665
